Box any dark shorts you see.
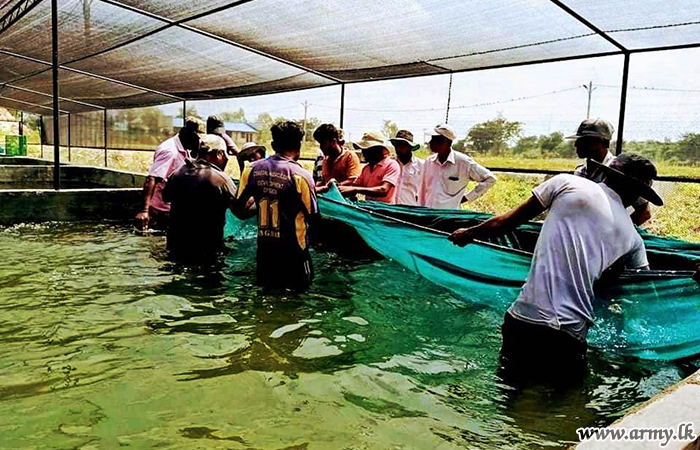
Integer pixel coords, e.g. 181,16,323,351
499,312,588,386
256,252,314,291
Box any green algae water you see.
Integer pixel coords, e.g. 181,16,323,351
0,223,696,449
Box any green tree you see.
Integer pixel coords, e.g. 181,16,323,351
220,108,247,123
453,138,468,153
253,113,294,145
381,120,398,139
177,105,201,119
303,117,321,142
254,112,274,144
513,135,538,155
466,116,522,156
139,107,167,133
677,133,700,163
538,132,564,154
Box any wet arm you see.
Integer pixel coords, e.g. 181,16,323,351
339,181,393,198
135,176,159,229
449,195,544,246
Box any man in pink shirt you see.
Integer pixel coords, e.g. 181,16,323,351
134,116,204,230
337,131,400,204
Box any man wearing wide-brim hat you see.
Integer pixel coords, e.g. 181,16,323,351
448,153,662,381
568,118,652,226
333,131,401,204
420,123,497,209
390,129,424,206
236,141,266,174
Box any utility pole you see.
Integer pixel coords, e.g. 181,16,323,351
582,81,596,119
301,100,310,141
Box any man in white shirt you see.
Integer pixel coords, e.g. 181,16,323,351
389,129,424,206
448,153,663,382
570,118,651,226
420,124,496,209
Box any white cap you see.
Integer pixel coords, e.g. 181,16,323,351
201,134,226,151
432,123,456,141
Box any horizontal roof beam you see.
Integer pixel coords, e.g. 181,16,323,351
96,0,342,84
629,42,700,54
0,48,183,101
0,95,68,114
1,82,106,110
343,50,625,85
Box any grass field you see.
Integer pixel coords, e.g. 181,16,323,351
26,144,700,242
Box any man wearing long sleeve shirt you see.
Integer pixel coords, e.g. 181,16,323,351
420,124,497,209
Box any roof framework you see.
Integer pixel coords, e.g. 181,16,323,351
0,0,698,115
0,0,698,187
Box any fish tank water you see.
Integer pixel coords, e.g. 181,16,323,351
0,222,694,449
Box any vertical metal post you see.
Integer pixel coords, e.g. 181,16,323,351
616,53,630,155
67,113,71,162
182,100,187,119
19,111,23,136
445,73,454,124
104,109,108,167
40,115,44,158
51,0,60,189
339,83,345,129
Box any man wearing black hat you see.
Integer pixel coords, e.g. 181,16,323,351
207,114,239,158
569,118,652,226
448,153,663,380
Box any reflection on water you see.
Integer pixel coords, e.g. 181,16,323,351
0,223,695,449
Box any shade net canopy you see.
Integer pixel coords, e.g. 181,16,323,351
1,0,699,115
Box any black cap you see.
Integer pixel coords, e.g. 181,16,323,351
590,153,663,206
206,115,226,135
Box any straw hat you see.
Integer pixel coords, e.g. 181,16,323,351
353,131,389,150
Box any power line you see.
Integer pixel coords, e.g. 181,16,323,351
598,84,700,93
313,86,581,113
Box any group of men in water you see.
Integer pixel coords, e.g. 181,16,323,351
134,113,673,380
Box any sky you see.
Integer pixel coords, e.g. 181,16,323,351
161,47,700,144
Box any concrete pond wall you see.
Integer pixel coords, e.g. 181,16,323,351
0,156,146,225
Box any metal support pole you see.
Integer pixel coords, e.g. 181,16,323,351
616,53,630,155
40,115,44,158
445,73,454,124
18,111,23,136
104,108,108,167
339,83,345,129
182,100,187,119
51,0,60,189
67,113,71,162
